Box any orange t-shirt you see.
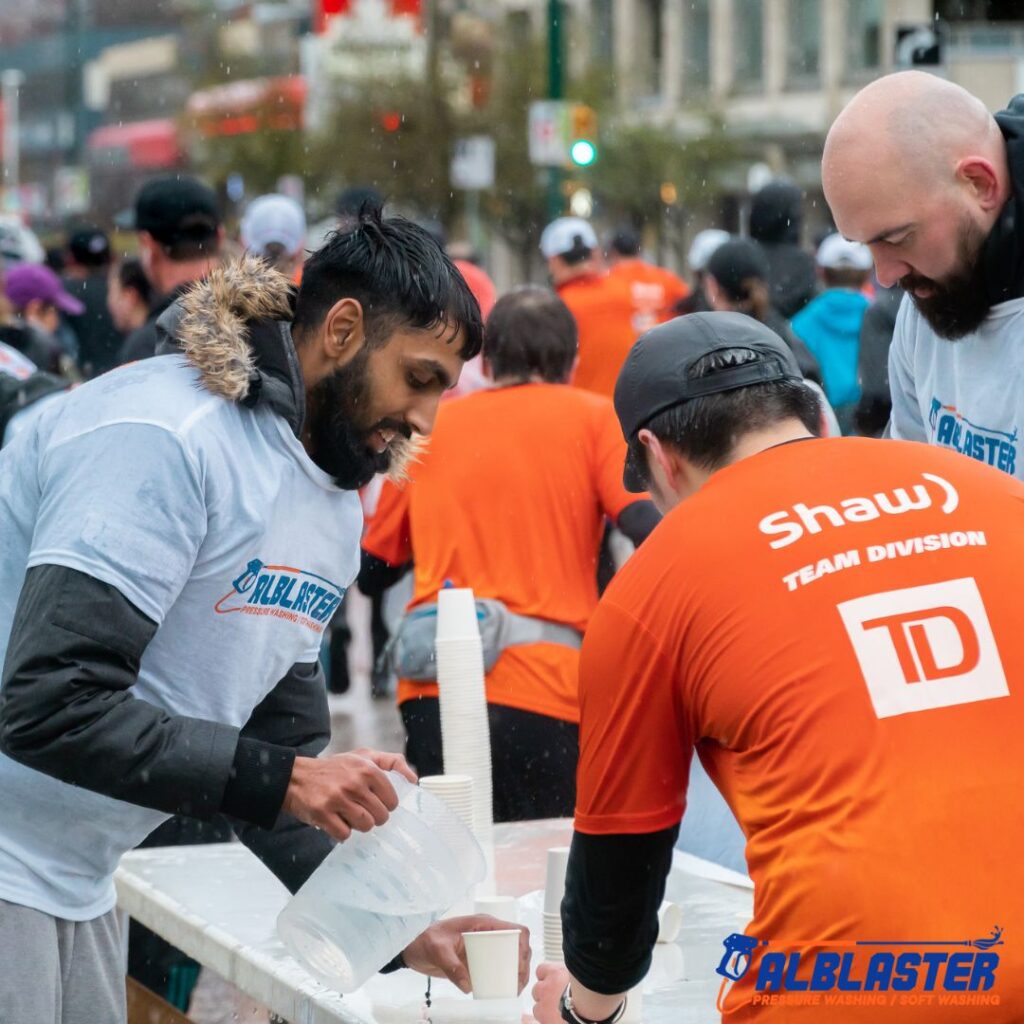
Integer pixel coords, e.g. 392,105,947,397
607,257,689,333
362,383,640,723
557,271,642,400
576,438,1024,1021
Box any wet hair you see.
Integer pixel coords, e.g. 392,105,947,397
116,257,153,307
292,207,483,359
483,286,577,384
626,347,821,477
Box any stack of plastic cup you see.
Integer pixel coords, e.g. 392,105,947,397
543,846,570,962
419,775,475,832
435,587,494,836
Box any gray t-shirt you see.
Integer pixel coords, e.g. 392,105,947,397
888,296,1024,477
0,355,362,919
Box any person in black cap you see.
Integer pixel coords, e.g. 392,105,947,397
705,237,822,384
62,226,123,379
118,175,223,365
532,311,1024,1024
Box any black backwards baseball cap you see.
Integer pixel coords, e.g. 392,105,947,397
614,311,803,491
131,175,221,246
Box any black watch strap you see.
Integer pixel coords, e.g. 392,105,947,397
559,984,628,1024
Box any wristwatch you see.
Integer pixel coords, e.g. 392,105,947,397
559,984,628,1024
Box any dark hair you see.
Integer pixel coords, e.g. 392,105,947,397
559,236,593,266
160,227,219,262
483,286,577,384
626,347,821,478
609,228,641,257
823,266,870,289
292,208,483,359
116,257,153,307
706,239,775,322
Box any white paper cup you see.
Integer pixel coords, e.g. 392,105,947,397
656,900,682,943
436,588,480,640
463,929,521,999
474,895,519,923
544,847,571,913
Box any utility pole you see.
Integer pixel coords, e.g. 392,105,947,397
546,0,564,220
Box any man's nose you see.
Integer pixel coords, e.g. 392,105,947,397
405,395,441,437
870,247,910,289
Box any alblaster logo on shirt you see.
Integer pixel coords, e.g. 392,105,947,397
214,558,344,633
929,398,1018,475
716,927,1004,1011
758,472,959,550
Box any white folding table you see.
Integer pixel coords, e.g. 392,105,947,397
115,819,753,1024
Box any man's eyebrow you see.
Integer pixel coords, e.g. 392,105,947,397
864,223,913,245
415,358,454,390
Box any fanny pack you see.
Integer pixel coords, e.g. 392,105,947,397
388,598,583,681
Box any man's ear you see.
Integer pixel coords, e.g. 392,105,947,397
322,297,367,365
639,429,691,494
957,156,1002,211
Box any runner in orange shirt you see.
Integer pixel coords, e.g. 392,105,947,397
606,227,689,333
540,217,641,400
360,286,659,820
533,312,1024,1023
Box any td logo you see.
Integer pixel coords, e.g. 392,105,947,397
838,578,1009,719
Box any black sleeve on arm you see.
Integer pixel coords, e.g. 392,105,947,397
358,549,412,599
226,659,335,894
615,500,661,549
562,825,680,995
0,564,239,820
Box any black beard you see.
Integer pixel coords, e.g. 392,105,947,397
306,348,410,490
902,221,990,341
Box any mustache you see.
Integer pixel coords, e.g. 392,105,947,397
367,418,413,442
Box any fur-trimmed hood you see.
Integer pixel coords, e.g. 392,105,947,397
154,255,423,482
155,256,306,437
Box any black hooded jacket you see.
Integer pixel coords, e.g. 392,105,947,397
982,95,1024,304
749,181,818,319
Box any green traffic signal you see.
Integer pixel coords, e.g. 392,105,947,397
570,139,597,166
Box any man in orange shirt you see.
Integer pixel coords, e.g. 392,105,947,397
360,286,658,820
540,217,641,400
606,228,689,333
533,312,1024,1023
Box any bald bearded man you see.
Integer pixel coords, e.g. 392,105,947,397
823,71,1024,478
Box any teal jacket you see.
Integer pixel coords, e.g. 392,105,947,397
791,288,870,408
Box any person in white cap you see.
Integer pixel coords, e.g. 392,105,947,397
539,217,641,401
240,193,307,280
676,228,730,315
790,233,874,431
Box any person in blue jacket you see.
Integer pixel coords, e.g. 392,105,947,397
791,233,873,432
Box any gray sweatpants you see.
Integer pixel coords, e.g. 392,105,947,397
0,899,125,1024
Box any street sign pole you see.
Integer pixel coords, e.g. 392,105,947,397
546,0,564,221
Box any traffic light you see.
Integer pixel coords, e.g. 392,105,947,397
569,104,597,167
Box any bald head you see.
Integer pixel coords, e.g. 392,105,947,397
822,72,1010,294
825,71,1001,186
